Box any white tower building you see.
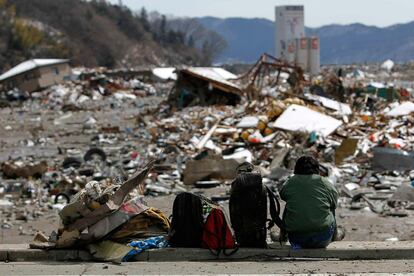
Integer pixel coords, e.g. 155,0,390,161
275,6,305,60
275,5,320,75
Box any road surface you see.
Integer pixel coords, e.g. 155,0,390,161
1,260,414,275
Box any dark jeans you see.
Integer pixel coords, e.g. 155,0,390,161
288,222,336,249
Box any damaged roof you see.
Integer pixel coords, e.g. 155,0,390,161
0,59,70,82
181,67,241,94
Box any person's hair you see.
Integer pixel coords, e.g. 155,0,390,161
294,156,320,175
236,162,254,174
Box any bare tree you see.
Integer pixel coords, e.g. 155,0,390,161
168,18,227,65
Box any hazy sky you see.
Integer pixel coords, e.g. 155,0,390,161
110,0,414,27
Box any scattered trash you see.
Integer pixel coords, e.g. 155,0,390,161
2,161,48,179
1,57,414,250
183,155,240,186
335,139,359,165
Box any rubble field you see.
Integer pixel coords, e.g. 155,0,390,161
1,60,414,246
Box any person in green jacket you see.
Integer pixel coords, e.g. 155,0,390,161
280,156,341,249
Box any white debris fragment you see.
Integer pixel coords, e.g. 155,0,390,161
386,102,414,117
152,67,177,81
306,94,352,115
0,199,14,208
381,59,395,71
272,104,342,137
237,116,259,128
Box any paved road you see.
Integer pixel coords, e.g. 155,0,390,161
2,260,414,275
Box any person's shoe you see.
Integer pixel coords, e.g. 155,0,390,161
332,225,346,241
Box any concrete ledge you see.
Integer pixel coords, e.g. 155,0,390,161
1,242,414,262
139,241,414,261
1,244,93,262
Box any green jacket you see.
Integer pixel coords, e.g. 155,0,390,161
280,174,338,234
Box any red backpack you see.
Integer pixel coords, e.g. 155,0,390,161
202,207,238,256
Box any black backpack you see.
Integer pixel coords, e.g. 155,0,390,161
169,192,204,248
229,172,283,248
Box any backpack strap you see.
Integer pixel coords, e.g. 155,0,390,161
266,186,287,245
222,217,239,257
216,205,239,257
265,185,284,230
205,210,222,257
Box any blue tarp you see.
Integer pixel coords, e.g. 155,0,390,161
122,236,169,262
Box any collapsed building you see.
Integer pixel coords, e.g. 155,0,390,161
169,67,242,108
0,59,71,93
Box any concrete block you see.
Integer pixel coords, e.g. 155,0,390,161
3,244,81,262
0,250,7,261
7,249,53,262
52,250,82,261
132,251,149,261
77,250,94,261
145,247,292,262
147,248,211,262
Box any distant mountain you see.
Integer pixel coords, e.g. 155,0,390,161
307,22,414,64
197,16,414,64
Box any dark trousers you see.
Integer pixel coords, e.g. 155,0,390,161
288,210,337,249
288,222,336,249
